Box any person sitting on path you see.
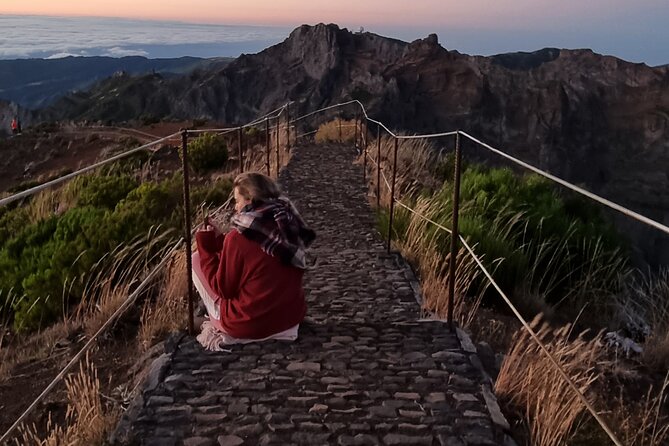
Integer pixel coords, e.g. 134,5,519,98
193,172,315,350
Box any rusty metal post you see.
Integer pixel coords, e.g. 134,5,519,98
362,118,367,147
339,114,342,143
181,130,195,336
448,131,462,331
237,126,243,174
387,137,399,253
286,103,291,152
376,124,381,208
275,117,280,176
265,118,270,176
363,118,367,181
354,115,359,151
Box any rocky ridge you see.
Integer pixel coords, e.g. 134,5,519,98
36,24,669,264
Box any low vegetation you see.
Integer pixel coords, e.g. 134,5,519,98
315,118,357,144
188,132,229,173
0,120,291,444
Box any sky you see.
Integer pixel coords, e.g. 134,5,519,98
0,1,667,65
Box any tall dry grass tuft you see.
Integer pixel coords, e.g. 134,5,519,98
315,118,356,144
138,248,188,350
615,269,669,371
394,197,485,327
0,228,175,381
615,372,669,446
77,227,176,337
495,316,606,446
25,175,88,224
0,290,77,380
17,356,116,446
366,135,437,205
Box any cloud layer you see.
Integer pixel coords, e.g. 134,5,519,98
0,15,290,59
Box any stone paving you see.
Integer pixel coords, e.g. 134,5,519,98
113,143,508,445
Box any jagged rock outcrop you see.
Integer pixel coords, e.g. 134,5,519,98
39,23,669,264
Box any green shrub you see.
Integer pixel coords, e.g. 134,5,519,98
0,170,186,332
387,163,627,315
188,133,229,173
191,178,233,209
77,174,138,209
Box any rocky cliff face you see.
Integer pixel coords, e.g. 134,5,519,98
41,23,669,264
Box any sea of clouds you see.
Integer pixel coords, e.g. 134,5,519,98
0,15,291,59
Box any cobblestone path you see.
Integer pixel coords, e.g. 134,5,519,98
113,144,507,446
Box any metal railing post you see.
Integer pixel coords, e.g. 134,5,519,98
237,126,243,174
275,117,280,175
376,124,381,208
387,137,399,253
363,118,367,181
363,118,367,147
339,114,342,143
286,103,291,152
181,129,195,336
354,115,359,151
448,131,462,331
265,118,270,176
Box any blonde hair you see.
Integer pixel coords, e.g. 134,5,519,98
233,172,281,203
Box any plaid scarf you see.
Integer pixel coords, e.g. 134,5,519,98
230,197,316,269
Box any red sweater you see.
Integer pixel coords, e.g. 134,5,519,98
196,229,306,339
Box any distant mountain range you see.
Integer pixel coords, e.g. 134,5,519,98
0,56,232,109
4,24,669,264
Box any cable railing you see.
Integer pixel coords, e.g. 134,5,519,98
368,153,624,445
287,99,663,446
1,97,664,445
0,103,292,444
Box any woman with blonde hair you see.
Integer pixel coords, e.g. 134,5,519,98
193,172,315,349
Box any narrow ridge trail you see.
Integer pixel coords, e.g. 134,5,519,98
113,143,505,446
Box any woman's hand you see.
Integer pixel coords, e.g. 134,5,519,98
196,226,225,254
203,215,223,236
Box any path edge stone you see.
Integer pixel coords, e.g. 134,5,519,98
109,332,185,444
456,327,513,435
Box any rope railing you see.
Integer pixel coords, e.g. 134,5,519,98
0,237,184,444
458,131,669,236
295,98,669,237
0,132,180,208
0,104,290,443
365,151,625,446
1,96,661,446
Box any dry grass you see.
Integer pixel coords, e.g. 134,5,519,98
315,118,356,144
644,329,669,371
25,176,87,224
138,249,188,350
394,197,486,327
0,228,174,381
365,135,437,206
615,372,669,446
627,270,669,371
495,316,606,446
240,122,293,179
76,227,176,337
0,304,77,380
612,268,669,371
16,356,116,446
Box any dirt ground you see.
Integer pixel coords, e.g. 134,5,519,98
0,309,165,443
0,120,226,194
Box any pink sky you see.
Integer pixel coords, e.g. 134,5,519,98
0,0,651,28
2,0,667,65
